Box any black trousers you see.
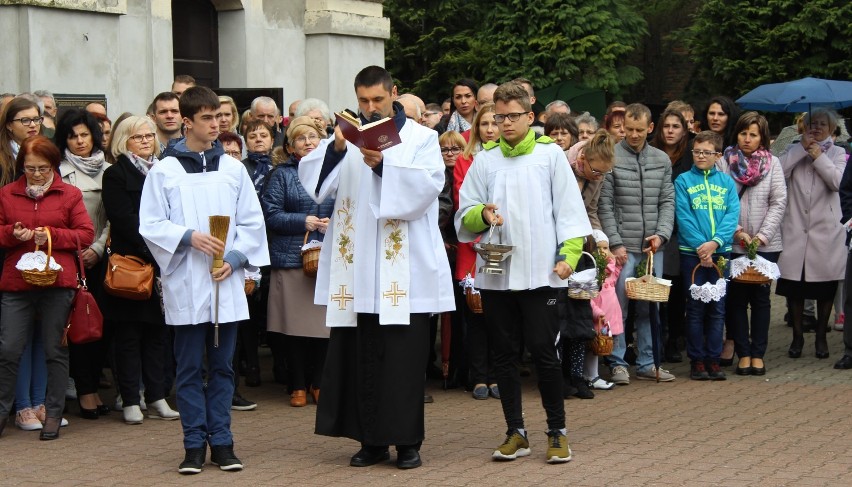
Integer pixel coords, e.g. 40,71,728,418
113,320,168,406
480,287,565,431
285,335,328,391
69,321,111,396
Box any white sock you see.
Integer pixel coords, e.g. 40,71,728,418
583,350,598,380
517,428,526,437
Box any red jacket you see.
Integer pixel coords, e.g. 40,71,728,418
0,176,95,291
452,153,477,280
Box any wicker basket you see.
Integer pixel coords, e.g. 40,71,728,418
465,287,483,314
625,251,670,302
21,227,58,287
732,264,770,285
301,232,321,277
567,251,600,300
589,317,614,356
244,279,257,296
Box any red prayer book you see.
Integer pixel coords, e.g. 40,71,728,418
335,111,401,151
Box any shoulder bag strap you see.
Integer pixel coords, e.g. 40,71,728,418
75,234,88,289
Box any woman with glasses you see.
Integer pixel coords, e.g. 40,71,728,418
1,97,43,186
102,116,180,424
562,130,617,398
217,97,244,159
776,108,846,360
574,113,599,142
56,108,112,420
651,109,694,363
452,103,501,400
717,111,787,374
261,116,334,407
0,135,95,439
544,113,579,151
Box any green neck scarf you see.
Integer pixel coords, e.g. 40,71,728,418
484,130,552,158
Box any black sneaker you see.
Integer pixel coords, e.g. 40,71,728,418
231,394,257,411
690,362,710,381
178,447,206,474
571,377,594,399
707,362,727,381
210,444,243,471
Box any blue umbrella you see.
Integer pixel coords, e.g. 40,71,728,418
736,77,852,112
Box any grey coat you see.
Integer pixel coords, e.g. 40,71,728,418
598,140,675,253
777,143,847,282
717,154,787,253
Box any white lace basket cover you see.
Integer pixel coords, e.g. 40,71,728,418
729,255,781,280
459,273,480,296
688,263,726,303
15,250,62,272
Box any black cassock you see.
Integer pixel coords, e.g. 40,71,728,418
315,313,430,447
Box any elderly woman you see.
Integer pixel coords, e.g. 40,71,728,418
261,116,334,407
102,116,180,424
0,136,95,439
717,112,787,375
1,97,43,185
575,112,599,142
55,108,111,419
777,108,847,360
295,98,333,137
651,109,694,362
242,119,275,194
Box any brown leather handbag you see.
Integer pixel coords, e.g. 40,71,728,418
103,235,154,300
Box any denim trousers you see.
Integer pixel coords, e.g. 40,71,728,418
14,327,48,411
606,250,665,373
0,288,75,419
173,322,238,449
681,253,728,363
727,251,779,358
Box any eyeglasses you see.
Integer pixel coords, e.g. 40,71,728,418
128,133,156,143
23,166,52,175
13,117,44,126
584,158,612,176
293,134,321,144
225,150,241,158
440,146,462,155
692,149,721,158
493,112,530,123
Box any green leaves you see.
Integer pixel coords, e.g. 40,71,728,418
384,0,648,101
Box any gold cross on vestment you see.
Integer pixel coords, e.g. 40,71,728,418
383,281,407,307
331,285,353,310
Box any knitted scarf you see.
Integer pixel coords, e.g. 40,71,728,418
724,146,771,187
126,152,157,176
26,172,54,200
64,149,105,177
446,111,472,133
247,151,273,194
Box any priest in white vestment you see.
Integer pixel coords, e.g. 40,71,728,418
299,66,454,470
139,87,270,474
455,82,591,464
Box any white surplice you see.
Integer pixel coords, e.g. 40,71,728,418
455,142,592,290
139,155,271,326
298,119,455,325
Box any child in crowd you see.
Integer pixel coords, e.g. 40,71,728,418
674,130,739,380
588,256,621,389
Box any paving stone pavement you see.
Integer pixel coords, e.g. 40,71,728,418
1,294,851,486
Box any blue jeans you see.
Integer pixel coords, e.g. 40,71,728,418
681,253,728,363
173,322,238,449
14,328,47,411
607,250,664,374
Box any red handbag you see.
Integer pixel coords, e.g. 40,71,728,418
62,235,104,346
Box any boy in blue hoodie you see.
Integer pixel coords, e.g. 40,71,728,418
675,130,739,381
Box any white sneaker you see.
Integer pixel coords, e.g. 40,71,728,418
148,399,180,420
60,418,69,427
15,408,43,431
587,376,615,390
610,366,630,385
123,405,144,425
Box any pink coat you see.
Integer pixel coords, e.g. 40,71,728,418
591,259,623,335
777,143,847,282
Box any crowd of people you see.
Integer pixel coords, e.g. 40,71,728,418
1,66,851,474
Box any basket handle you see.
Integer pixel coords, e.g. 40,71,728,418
691,261,723,284
303,231,310,246
646,250,653,277
36,227,52,273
